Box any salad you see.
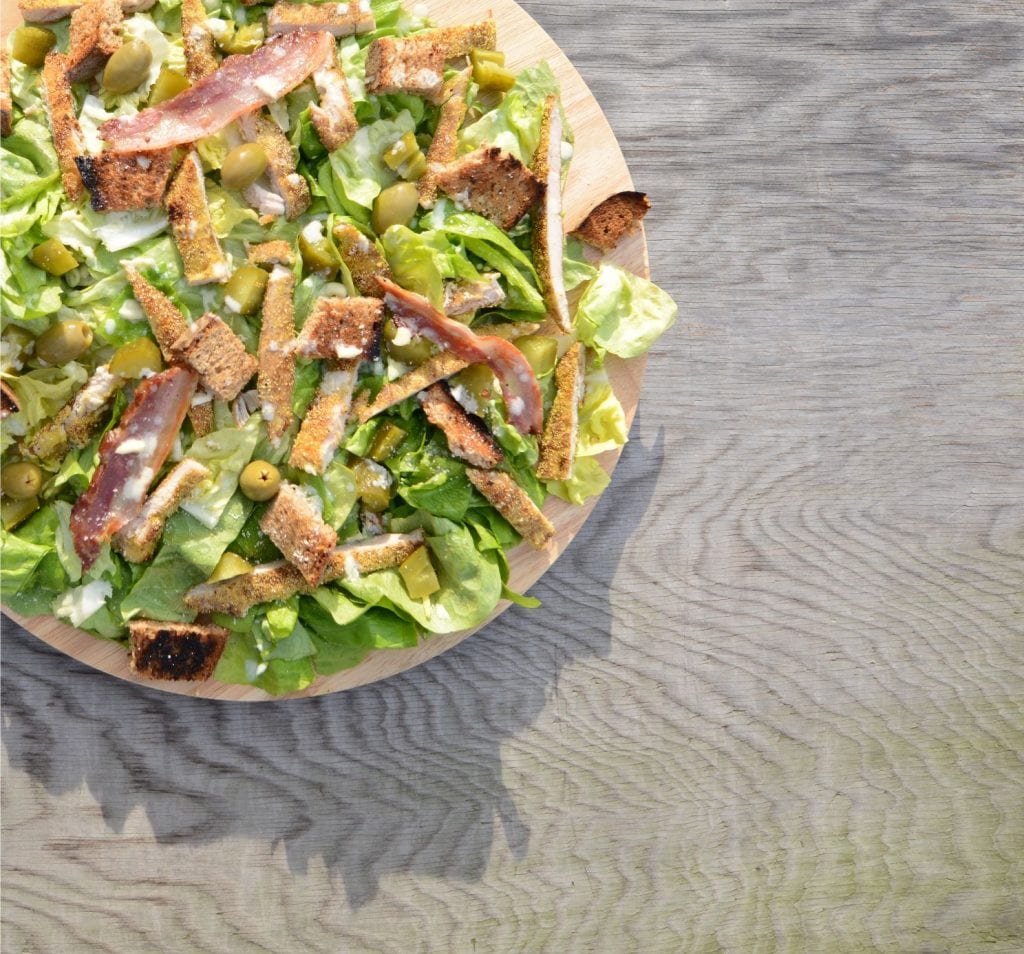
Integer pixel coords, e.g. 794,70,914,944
0,0,677,694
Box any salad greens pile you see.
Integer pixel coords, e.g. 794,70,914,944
0,0,676,694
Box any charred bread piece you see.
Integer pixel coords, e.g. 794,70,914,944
128,619,230,681
170,313,258,401
571,191,651,251
75,149,176,212
429,146,542,230
418,67,471,207
467,468,554,548
333,223,392,297
65,0,122,83
420,383,503,469
258,482,338,586
291,296,383,361
165,150,230,285
535,342,584,481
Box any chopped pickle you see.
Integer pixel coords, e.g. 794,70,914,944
30,239,78,277
207,552,254,582
383,317,434,365
223,265,269,315
470,47,505,69
1,495,39,530
455,363,499,404
219,23,265,55
401,151,427,181
399,546,440,599
298,232,340,275
11,26,57,68
515,335,558,377
109,337,163,378
1,461,44,499
368,422,406,462
149,67,189,105
473,60,516,93
382,132,419,171
353,458,392,512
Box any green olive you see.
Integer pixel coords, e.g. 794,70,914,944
223,265,269,316
30,239,78,277
11,26,57,68
1,495,39,530
473,60,516,93
35,320,93,366
371,181,419,235
207,552,253,582
2,462,44,499
109,337,163,378
219,23,265,55
383,317,434,365
148,67,189,105
102,40,153,94
221,143,269,192
239,459,281,501
515,335,558,377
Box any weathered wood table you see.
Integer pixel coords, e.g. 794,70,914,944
3,1,1021,950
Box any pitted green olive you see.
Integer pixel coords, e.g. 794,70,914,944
1,462,44,499
35,320,93,366
221,143,269,192
102,40,153,94
239,460,281,501
371,182,419,234
11,26,57,68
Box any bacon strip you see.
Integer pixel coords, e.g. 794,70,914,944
70,366,197,570
99,31,335,153
379,279,543,436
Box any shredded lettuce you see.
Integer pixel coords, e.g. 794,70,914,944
180,415,264,529
326,111,416,218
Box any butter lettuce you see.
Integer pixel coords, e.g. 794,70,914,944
326,111,416,218
577,367,629,458
381,225,479,308
0,119,62,238
180,415,264,529
5,363,89,430
546,456,611,506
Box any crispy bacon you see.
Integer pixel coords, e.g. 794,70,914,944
70,366,197,569
379,279,543,436
99,31,335,153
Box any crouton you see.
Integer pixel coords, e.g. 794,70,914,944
443,273,506,316
183,531,425,616
1,50,12,139
248,240,295,268
333,223,392,297
259,482,338,586
356,321,540,422
75,149,175,212
1,380,19,418
532,95,571,332
466,468,554,548
181,0,218,81
289,361,358,475
430,146,542,230
535,342,584,481
65,0,122,83
571,191,651,251
42,52,85,202
238,112,310,220
292,296,383,361
310,64,358,151
257,265,295,446
267,0,375,37
420,383,503,469
165,150,230,285
128,619,230,681
418,67,471,207
170,313,258,400
113,458,210,562
19,0,154,22
124,268,214,436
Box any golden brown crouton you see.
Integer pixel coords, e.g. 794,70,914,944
113,458,211,563
1,380,19,418
420,383,502,469
466,468,554,548
292,297,383,361
259,482,338,586
128,619,230,681
170,313,258,400
238,112,310,220
289,361,358,475
65,0,122,83
75,149,176,212
356,321,540,422
430,146,542,230
267,0,375,37
332,223,392,297
443,273,506,316
571,191,651,251
165,150,230,285
42,52,85,202
418,68,471,207
535,342,584,481
310,64,358,151
19,0,154,22
1,50,12,139
257,265,295,446
181,0,217,81
531,95,571,332
248,240,295,268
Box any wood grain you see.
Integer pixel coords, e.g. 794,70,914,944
3,0,1023,951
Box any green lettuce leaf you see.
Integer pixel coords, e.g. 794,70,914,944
545,455,611,505
303,601,417,675
563,237,597,292
327,111,416,219
577,367,629,457
0,119,62,238
5,363,89,430
179,415,263,529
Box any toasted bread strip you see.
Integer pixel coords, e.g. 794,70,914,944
418,68,471,207
1,380,19,418
113,459,210,562
128,619,230,681
531,95,571,332
42,52,85,201
467,468,554,548
75,149,176,212
181,0,218,81
19,0,153,22
310,63,358,151
257,265,295,446
292,297,383,361
267,0,374,37
430,146,542,230
357,322,539,422
165,150,230,285
1,50,12,138
289,361,358,475
571,191,651,251
420,383,503,469
171,313,257,400
248,240,295,268
259,482,338,586
536,342,584,480
443,273,505,316
65,0,122,83
333,223,392,297
238,112,310,220
124,268,213,436
183,531,425,616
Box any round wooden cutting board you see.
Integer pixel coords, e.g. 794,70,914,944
1,0,650,700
